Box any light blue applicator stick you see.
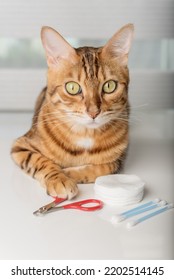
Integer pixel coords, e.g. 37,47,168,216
122,198,160,215
127,203,173,228
111,198,163,223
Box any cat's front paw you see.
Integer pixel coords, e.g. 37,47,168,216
45,173,78,199
64,166,92,183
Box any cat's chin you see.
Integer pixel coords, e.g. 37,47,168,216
85,121,103,129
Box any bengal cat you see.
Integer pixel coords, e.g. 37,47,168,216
11,24,134,199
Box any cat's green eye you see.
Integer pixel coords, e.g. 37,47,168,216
65,82,82,95
103,80,117,94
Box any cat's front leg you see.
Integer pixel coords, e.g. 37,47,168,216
11,137,78,199
63,162,118,183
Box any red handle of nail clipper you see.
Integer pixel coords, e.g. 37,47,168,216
60,199,103,211
53,197,67,205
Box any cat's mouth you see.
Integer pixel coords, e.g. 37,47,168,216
67,111,116,129
73,114,112,129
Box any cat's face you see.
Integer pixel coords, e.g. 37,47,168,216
41,24,134,129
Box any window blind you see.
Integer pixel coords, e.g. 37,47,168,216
0,0,173,110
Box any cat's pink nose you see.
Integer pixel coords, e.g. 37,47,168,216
88,109,101,119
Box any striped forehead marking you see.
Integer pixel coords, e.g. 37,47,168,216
82,50,100,79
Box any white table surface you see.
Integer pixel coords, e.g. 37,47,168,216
0,110,173,260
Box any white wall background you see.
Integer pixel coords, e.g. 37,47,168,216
1,0,174,39
0,0,174,110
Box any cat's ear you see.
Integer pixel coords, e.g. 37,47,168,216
41,26,78,67
102,24,134,66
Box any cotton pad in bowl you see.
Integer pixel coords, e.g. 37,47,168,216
94,174,145,206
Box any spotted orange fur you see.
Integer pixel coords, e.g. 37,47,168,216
11,24,134,199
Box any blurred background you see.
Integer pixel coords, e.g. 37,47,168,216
0,0,174,111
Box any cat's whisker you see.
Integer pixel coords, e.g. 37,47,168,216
32,120,57,127
32,114,71,127
46,120,74,134
67,122,80,133
32,114,64,124
41,110,80,120
64,112,82,118
33,99,54,118
40,99,53,109
119,115,139,123
128,103,148,110
109,117,135,126
35,101,77,119
127,112,144,123
38,111,64,117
